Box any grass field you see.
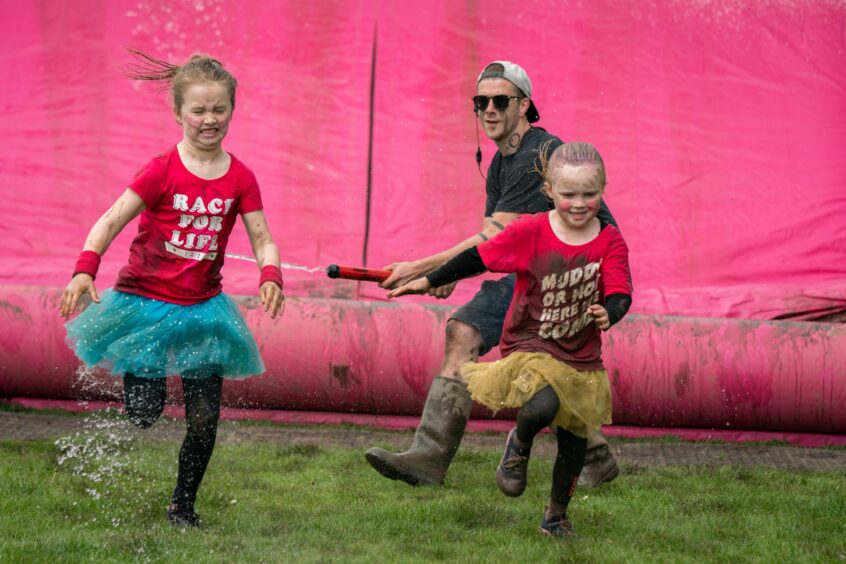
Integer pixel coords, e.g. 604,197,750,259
1,414,845,564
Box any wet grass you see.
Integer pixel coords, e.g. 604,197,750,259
1,432,844,563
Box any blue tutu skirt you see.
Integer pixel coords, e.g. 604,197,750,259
65,290,265,379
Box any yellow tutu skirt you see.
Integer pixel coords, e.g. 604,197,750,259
460,351,612,438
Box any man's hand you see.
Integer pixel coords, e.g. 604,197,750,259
60,274,100,319
380,260,427,289
388,277,432,298
427,281,457,300
587,304,610,331
260,281,286,319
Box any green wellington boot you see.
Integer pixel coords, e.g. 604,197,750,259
577,429,620,487
365,376,472,486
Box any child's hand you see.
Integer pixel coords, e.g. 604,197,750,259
587,304,610,330
388,277,432,298
60,274,100,319
260,281,285,319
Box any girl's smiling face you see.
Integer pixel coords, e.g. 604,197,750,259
175,81,233,151
544,163,605,229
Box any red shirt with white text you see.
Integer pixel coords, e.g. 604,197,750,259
477,212,631,370
115,147,263,304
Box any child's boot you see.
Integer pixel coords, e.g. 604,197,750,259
539,505,575,537
496,427,531,497
167,503,201,528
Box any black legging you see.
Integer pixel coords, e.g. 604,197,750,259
515,386,588,510
124,373,223,509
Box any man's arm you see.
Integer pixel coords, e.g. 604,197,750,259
380,211,522,289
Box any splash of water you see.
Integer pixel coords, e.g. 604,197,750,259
55,408,135,504
224,253,325,274
55,367,166,529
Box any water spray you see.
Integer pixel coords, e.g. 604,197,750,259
224,254,391,283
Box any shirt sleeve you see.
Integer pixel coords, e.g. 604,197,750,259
476,215,535,274
605,293,632,327
128,155,167,208
601,228,632,298
426,247,487,287
237,168,264,215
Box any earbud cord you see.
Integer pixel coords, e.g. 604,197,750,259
475,114,486,181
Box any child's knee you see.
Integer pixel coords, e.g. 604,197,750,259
123,374,166,428
440,321,484,377
520,387,560,424
126,405,163,429
188,408,220,432
444,320,482,355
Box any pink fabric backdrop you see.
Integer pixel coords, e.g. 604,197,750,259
2,0,844,320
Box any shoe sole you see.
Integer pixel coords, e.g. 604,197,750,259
167,515,201,528
364,450,440,486
538,526,575,538
496,469,526,497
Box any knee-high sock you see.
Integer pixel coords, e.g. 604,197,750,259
171,376,222,509
550,428,588,512
123,373,166,429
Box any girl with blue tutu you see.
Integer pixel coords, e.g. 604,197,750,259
389,142,631,537
59,50,285,527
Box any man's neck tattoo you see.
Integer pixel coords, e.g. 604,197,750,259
506,126,531,153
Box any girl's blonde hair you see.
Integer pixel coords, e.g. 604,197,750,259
536,140,607,188
124,49,238,111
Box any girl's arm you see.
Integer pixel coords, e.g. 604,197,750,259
60,189,146,318
388,247,487,298
587,294,632,330
587,231,632,330
380,211,522,289
242,210,285,319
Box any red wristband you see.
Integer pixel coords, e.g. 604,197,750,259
260,265,284,290
73,250,101,280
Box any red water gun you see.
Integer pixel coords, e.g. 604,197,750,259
325,264,391,283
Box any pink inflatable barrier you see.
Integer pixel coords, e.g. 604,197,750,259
1,285,843,435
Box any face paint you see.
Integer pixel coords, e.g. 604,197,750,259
176,81,233,151
546,164,604,230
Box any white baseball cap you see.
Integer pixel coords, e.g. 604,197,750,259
477,60,540,123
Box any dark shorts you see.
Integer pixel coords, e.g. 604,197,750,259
450,274,515,356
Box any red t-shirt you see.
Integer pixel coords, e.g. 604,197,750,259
114,147,263,304
478,212,631,370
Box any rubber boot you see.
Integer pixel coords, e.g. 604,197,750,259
577,428,620,487
365,376,472,486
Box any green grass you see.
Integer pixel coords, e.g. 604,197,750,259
1,430,844,563
0,400,81,417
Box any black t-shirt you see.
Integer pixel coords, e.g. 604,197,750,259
485,127,561,216
484,127,617,228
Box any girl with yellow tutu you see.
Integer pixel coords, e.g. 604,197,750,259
389,141,631,537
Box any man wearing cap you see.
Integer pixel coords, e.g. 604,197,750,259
365,61,620,489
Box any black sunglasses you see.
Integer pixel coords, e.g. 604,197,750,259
472,95,521,112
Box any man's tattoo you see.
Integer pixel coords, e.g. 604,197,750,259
507,133,521,148
490,220,505,231
478,232,489,241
